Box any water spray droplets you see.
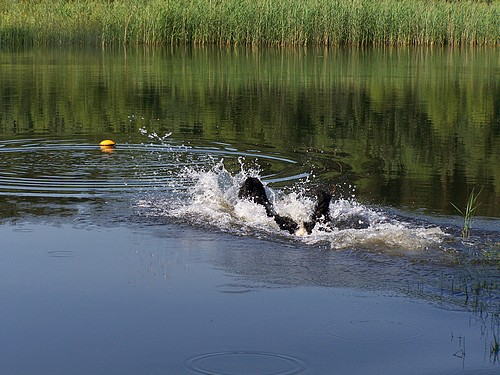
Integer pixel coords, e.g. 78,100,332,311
132,130,446,252
147,157,445,251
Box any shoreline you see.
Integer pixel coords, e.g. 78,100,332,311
1,0,498,47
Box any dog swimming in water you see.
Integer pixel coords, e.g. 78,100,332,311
238,177,333,235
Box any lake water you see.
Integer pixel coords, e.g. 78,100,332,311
0,46,499,374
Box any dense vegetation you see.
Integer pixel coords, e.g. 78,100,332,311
1,0,498,46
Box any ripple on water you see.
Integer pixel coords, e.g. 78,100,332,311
215,283,256,294
47,250,74,258
0,140,197,197
325,320,424,344
0,139,304,199
185,351,307,375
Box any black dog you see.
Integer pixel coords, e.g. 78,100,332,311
238,177,332,235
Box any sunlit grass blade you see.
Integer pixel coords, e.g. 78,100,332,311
451,187,483,239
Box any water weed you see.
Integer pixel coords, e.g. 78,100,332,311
451,187,483,239
0,0,498,46
482,242,500,268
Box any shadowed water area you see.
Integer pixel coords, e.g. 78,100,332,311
0,46,499,374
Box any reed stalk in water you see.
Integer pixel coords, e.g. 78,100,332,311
0,0,498,46
451,187,482,239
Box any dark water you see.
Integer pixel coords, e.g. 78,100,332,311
1,46,499,217
0,46,499,374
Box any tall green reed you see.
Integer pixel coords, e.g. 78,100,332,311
451,187,483,239
1,0,499,46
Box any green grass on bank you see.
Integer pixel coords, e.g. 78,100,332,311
0,0,499,46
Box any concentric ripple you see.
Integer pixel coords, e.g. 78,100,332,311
185,351,307,375
0,139,304,199
325,320,424,344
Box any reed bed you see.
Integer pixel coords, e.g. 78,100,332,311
0,0,498,46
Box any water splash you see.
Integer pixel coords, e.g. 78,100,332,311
137,157,447,252
0,133,447,252
139,127,173,144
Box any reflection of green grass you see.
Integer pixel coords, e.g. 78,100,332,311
0,45,498,217
463,242,500,312
1,0,499,46
451,187,482,239
492,334,499,363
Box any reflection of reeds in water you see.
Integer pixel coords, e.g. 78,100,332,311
1,0,498,46
492,334,499,363
451,187,482,240
482,242,500,268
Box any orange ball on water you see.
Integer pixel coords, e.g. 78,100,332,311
100,139,116,152
99,139,116,147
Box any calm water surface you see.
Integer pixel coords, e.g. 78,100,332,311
0,46,499,374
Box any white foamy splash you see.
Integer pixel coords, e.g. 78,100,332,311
137,159,447,251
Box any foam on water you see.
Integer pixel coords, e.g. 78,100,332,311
138,157,447,252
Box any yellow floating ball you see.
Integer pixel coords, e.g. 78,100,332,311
100,139,116,147
100,139,116,153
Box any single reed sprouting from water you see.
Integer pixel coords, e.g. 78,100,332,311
451,187,482,240
0,0,498,46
